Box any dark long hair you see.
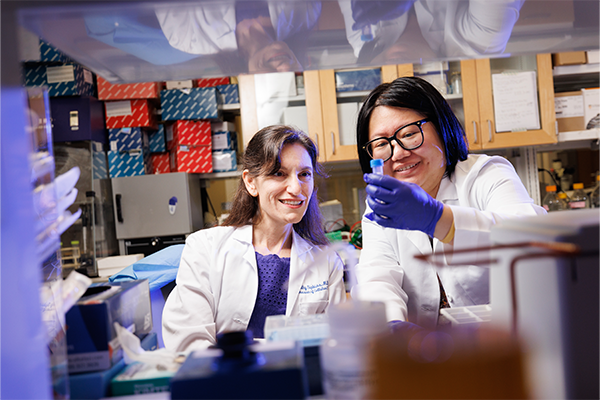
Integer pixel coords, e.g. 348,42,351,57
222,125,329,246
356,76,469,175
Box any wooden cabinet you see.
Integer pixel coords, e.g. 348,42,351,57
461,54,557,151
239,65,403,162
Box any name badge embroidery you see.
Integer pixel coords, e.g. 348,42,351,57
299,280,328,295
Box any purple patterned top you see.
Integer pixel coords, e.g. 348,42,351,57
247,252,291,339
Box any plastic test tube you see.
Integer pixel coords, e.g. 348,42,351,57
370,159,384,175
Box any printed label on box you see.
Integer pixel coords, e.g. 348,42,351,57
555,96,584,118
68,351,111,373
212,134,229,150
83,69,94,85
46,65,75,83
106,101,133,117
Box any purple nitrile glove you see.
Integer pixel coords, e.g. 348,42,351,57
364,173,444,237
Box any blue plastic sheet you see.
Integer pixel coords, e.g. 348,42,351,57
109,244,184,291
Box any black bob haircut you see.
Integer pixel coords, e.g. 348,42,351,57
356,76,469,176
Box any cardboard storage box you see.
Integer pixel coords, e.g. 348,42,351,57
212,150,237,172
109,127,153,152
97,76,162,101
170,144,212,173
195,77,230,87
212,130,237,151
555,91,585,132
150,153,170,174
165,120,211,150
69,332,157,400
216,84,239,104
104,99,158,129
553,52,587,66
20,37,73,63
582,88,600,129
108,148,153,178
50,96,107,143
335,68,381,92
65,280,152,374
149,125,167,153
23,63,95,97
111,361,174,396
160,87,221,120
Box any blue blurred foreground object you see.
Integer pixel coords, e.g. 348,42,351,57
364,173,444,237
109,244,183,291
110,244,183,348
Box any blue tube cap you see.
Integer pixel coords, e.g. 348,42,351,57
370,159,384,168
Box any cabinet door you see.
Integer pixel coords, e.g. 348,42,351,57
475,53,557,149
319,65,400,162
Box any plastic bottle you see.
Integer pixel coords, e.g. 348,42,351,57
320,301,387,399
569,183,589,209
370,159,384,176
591,175,600,208
542,185,562,212
557,192,569,210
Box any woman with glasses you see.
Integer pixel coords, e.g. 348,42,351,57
353,76,545,330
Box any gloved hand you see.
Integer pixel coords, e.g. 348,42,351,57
364,173,444,237
351,0,417,31
388,320,425,337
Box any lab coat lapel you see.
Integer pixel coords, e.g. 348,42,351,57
286,229,312,315
232,225,258,271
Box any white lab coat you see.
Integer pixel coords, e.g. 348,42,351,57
352,154,546,329
162,224,346,352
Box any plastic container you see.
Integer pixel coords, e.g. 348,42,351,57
542,185,564,212
320,301,387,399
370,159,384,175
591,175,599,208
569,183,589,209
557,192,570,210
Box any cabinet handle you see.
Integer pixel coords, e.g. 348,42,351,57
472,121,478,144
330,132,336,155
487,120,492,142
116,194,123,223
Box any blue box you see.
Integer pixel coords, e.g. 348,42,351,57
149,125,167,153
108,127,151,152
108,148,152,178
216,84,239,105
211,130,237,151
50,96,107,143
39,40,73,63
92,142,109,179
69,332,157,400
334,69,381,92
212,150,237,172
160,87,221,120
23,63,95,97
65,280,152,374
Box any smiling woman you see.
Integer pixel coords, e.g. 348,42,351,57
162,125,346,352
352,76,547,330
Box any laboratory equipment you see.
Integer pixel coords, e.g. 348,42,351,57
542,185,565,212
170,331,307,399
320,301,387,400
110,172,203,255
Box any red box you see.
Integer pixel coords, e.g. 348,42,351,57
104,99,158,129
195,77,230,88
151,153,170,174
170,145,212,173
97,77,162,100
166,120,211,150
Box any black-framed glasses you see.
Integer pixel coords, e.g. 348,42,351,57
362,119,429,161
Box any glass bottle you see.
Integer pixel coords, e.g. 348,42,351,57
542,185,562,212
569,183,589,210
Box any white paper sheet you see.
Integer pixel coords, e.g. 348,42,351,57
492,71,540,132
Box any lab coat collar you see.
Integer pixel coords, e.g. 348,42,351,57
231,225,257,268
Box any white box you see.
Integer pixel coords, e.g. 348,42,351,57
582,88,600,129
96,254,144,277
211,121,236,133
165,80,194,90
586,50,599,64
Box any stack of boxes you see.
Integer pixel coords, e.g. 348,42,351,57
160,77,239,174
99,77,162,178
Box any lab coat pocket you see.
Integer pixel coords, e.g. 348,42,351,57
298,300,329,316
